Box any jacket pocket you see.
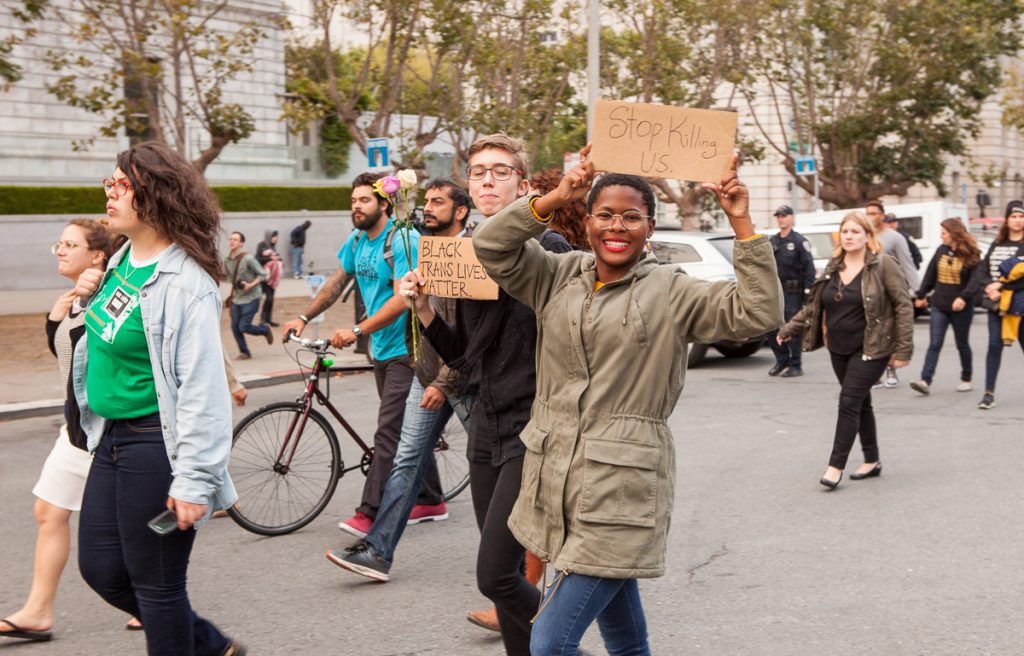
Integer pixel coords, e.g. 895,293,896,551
578,439,658,527
518,423,548,510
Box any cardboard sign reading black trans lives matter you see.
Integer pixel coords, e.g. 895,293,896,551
419,236,499,300
590,100,737,182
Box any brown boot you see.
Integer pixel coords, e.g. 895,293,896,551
466,607,500,632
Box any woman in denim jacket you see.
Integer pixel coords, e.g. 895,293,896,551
73,142,243,655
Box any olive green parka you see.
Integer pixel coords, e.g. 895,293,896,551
472,196,783,579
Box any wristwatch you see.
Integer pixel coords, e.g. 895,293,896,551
351,324,363,337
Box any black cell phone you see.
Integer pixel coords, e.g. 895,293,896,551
148,509,179,535
236,280,247,290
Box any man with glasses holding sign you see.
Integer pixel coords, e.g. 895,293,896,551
395,134,569,655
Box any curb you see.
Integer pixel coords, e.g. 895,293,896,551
0,365,374,423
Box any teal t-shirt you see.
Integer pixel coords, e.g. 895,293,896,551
84,254,160,419
338,219,419,361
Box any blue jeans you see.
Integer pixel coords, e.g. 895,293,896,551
531,572,650,656
229,298,268,356
365,379,471,565
920,306,973,384
78,413,231,656
290,245,304,276
984,309,1024,392
768,292,805,368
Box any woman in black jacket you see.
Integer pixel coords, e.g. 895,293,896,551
909,219,981,395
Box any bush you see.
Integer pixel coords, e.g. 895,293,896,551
0,185,352,215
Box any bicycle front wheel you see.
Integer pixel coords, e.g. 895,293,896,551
435,411,469,501
228,402,342,536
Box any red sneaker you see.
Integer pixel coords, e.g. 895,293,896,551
407,502,449,525
338,512,373,539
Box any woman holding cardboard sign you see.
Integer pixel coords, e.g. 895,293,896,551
401,145,782,654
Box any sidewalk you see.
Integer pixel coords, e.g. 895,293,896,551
0,279,373,420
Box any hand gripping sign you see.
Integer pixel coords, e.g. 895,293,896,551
418,236,499,300
589,100,737,182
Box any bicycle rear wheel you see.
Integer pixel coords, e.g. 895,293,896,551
228,402,342,536
435,410,469,501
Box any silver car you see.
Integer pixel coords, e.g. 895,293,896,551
649,231,767,367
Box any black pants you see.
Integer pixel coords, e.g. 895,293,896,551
357,356,443,517
768,291,805,368
259,283,275,324
828,351,889,469
470,454,540,656
78,413,231,656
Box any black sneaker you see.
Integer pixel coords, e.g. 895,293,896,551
781,367,803,378
977,393,995,410
768,363,787,376
325,542,391,582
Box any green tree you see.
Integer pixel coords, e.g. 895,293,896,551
42,0,280,172
599,0,761,228
744,0,1023,208
1,0,47,87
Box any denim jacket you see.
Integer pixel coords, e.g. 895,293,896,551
73,243,238,515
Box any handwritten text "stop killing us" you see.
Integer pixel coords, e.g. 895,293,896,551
606,106,719,173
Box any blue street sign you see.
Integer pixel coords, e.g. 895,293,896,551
368,138,389,169
795,155,816,175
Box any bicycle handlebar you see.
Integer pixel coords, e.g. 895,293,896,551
287,333,329,351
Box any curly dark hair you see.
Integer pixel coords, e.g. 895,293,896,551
116,142,223,280
530,169,589,250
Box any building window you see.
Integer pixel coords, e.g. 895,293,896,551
302,130,310,146
538,31,559,45
303,158,311,172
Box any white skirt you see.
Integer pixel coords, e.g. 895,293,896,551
32,425,92,511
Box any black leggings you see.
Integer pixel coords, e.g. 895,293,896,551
470,455,541,656
828,351,889,469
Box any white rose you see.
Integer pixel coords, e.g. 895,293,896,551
396,169,418,190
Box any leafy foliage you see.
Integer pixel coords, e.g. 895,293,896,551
744,0,1023,208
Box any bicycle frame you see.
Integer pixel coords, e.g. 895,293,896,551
276,353,374,477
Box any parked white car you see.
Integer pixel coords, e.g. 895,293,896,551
649,231,767,367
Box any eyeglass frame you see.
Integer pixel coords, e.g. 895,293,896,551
465,164,524,181
50,240,85,255
102,178,132,199
588,211,651,231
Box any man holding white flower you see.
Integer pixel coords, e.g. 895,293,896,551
282,171,445,539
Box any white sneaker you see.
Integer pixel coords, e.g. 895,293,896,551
884,366,899,388
909,380,930,395
956,381,973,392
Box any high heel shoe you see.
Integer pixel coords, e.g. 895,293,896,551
849,463,882,480
819,471,842,490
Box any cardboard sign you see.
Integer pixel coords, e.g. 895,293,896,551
589,100,737,182
418,236,499,300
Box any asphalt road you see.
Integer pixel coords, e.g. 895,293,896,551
2,315,1023,655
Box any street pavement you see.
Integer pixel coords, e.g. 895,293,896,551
1,315,1023,655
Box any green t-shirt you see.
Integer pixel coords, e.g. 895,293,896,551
85,254,160,419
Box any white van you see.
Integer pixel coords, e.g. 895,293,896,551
792,201,968,270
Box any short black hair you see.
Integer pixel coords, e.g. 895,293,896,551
351,172,393,216
865,199,884,213
426,178,471,223
231,231,245,242
587,173,656,217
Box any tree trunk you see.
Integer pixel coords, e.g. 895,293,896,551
192,134,230,174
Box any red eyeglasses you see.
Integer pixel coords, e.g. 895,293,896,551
103,178,132,199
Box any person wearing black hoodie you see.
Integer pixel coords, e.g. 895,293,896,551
909,219,981,395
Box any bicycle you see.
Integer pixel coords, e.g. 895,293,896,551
227,334,470,536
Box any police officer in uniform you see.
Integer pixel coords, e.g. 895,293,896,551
767,205,815,377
